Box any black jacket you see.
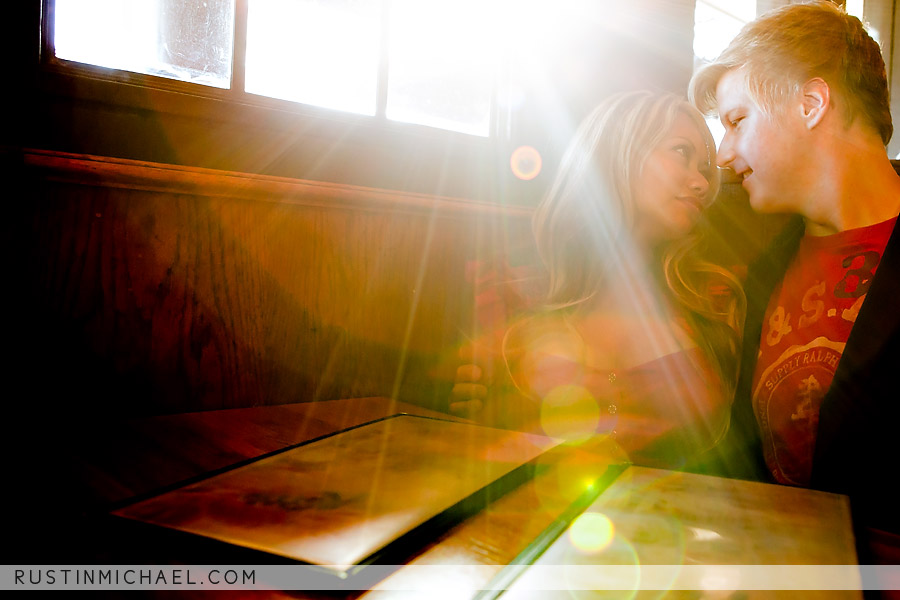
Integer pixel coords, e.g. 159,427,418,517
722,208,900,538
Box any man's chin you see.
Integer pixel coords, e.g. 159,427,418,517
747,191,778,214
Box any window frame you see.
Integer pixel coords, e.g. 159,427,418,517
39,0,506,140
32,0,513,203
17,0,702,205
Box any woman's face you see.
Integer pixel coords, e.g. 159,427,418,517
631,111,714,246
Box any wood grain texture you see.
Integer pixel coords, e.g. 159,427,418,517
6,149,534,419
3,149,775,423
73,398,464,507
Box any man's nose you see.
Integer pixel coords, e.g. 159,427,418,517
717,134,735,168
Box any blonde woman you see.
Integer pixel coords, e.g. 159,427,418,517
454,91,745,470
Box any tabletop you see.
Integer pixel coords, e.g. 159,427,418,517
8,397,863,598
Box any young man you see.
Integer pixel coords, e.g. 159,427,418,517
690,0,900,557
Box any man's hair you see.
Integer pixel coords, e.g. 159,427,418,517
690,0,892,145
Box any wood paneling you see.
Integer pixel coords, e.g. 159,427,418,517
1,148,780,425
4,149,534,419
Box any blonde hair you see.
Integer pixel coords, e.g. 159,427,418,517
690,0,891,144
523,90,745,397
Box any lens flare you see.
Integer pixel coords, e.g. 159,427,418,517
530,447,624,512
557,533,641,600
540,384,600,443
510,145,542,180
568,512,615,553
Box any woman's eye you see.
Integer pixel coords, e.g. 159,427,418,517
673,145,689,158
730,116,744,128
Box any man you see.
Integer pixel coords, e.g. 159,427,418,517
690,0,900,560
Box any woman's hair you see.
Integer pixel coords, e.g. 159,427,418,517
526,90,745,398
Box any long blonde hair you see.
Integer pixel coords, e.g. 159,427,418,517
525,90,745,397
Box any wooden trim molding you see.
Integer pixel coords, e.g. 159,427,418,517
19,148,535,219
8,144,540,416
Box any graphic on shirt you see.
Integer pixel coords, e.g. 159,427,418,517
753,336,844,485
833,251,878,298
791,375,821,423
750,215,897,487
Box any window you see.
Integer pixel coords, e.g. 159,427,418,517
244,0,380,117
54,0,235,89
49,0,501,137
692,0,756,66
29,0,700,201
692,0,757,146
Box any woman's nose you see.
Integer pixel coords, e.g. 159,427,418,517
689,170,710,197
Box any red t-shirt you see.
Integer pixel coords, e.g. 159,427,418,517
752,216,897,486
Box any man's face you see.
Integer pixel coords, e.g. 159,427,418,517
715,69,808,214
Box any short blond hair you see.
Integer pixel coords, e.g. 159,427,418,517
690,0,891,144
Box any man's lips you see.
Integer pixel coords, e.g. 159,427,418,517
719,168,752,185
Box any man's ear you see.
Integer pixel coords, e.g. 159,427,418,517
800,77,830,130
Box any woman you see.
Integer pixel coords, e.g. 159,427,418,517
455,91,745,470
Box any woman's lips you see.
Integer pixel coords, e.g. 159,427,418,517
679,196,705,212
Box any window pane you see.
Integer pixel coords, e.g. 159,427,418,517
53,0,235,89
245,0,381,116
693,0,756,147
387,0,501,137
692,0,756,63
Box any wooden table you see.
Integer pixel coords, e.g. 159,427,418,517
7,397,862,598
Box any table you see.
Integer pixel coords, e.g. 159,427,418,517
7,397,863,598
